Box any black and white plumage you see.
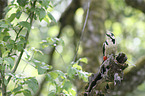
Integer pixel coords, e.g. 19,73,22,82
103,32,116,58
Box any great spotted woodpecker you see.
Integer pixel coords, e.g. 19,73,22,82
103,32,117,61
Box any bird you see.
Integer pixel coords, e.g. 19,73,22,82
103,32,117,61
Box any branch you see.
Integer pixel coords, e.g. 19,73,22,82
7,0,37,84
84,53,128,96
125,0,145,13
108,56,145,96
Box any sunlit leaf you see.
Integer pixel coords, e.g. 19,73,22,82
19,21,30,30
73,64,82,70
47,13,56,23
2,50,10,57
39,0,51,9
8,13,16,22
69,88,76,96
35,8,46,21
62,80,72,91
26,78,39,93
4,57,14,69
79,57,88,64
13,85,22,93
67,66,76,79
49,71,58,79
23,89,31,96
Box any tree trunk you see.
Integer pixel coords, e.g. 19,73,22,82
0,0,7,19
81,0,108,73
76,0,108,94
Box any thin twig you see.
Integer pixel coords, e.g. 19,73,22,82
73,0,90,62
55,48,66,65
22,51,35,73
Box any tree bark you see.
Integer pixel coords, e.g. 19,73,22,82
108,56,145,96
75,0,108,93
0,0,7,19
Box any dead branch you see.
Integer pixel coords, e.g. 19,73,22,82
108,56,145,96
84,53,128,96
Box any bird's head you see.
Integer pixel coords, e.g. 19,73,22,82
106,32,115,44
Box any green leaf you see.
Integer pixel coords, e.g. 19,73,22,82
2,50,10,57
73,64,82,70
6,39,15,50
79,57,88,64
17,0,28,7
69,88,76,96
38,66,46,74
8,13,16,22
39,0,51,9
78,70,89,82
35,8,46,21
13,85,23,93
16,10,22,19
3,36,11,42
16,36,25,51
17,43,23,51
67,66,76,79
43,15,50,23
56,70,66,79
26,78,39,93
47,13,56,23
38,64,52,74
49,72,58,79
62,80,72,91
4,57,14,69
33,59,52,74
19,21,30,30
23,89,31,96
4,6,12,14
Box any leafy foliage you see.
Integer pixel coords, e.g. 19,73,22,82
0,0,91,96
